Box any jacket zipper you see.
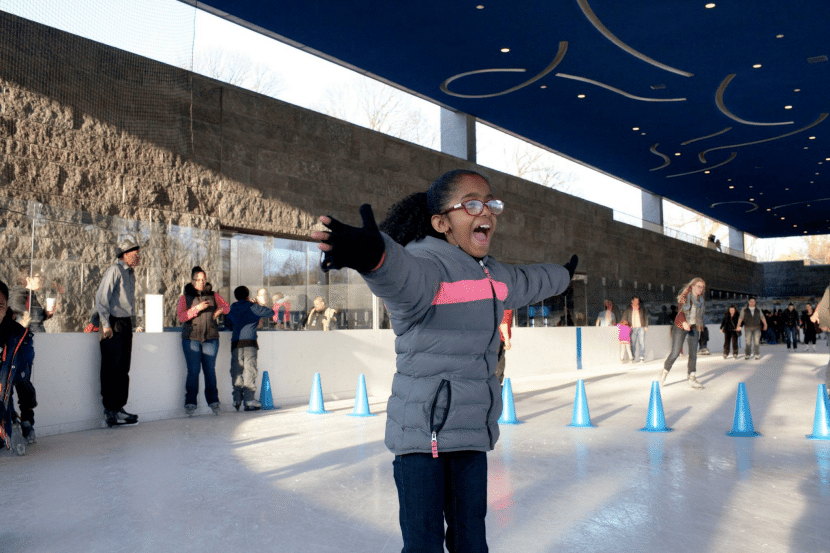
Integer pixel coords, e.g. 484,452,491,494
429,379,452,457
480,260,498,447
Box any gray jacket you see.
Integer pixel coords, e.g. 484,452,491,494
362,235,571,456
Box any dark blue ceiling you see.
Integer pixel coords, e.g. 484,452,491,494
195,0,830,238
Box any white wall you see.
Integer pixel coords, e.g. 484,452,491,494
29,325,706,437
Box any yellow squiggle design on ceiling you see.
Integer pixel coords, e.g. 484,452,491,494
556,74,686,102
667,152,737,177
698,113,828,163
681,127,732,145
716,74,793,126
577,0,693,77
649,143,671,171
440,42,568,99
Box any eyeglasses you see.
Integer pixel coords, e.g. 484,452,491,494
440,199,504,216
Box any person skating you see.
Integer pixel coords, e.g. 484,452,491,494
312,169,577,552
226,286,275,411
0,279,37,455
661,277,706,389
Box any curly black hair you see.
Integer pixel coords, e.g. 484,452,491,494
379,169,489,246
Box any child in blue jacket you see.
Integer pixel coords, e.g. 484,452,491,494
312,169,577,553
226,286,275,411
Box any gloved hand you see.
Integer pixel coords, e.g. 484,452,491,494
317,204,385,274
564,254,578,279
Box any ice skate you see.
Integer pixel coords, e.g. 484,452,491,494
105,410,136,428
117,408,138,424
659,369,669,386
9,422,26,456
21,421,36,445
687,374,704,389
699,348,710,355
185,404,197,417
209,402,221,416
244,399,261,411
233,400,242,411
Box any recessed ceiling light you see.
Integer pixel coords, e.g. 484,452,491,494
819,162,823,165
749,198,755,201
816,172,820,175
500,47,510,53
826,158,830,161
810,136,816,139
476,4,484,9
540,85,547,89
785,188,790,190
805,147,809,150
705,3,716,8
641,132,646,135
704,170,711,174
727,178,732,181
577,94,586,98
777,34,785,39
674,152,681,156
632,127,639,131
781,217,786,220
767,208,772,211
794,88,801,92
749,186,753,188
785,105,793,109
752,64,762,69
794,224,798,228
729,185,735,189
804,231,808,234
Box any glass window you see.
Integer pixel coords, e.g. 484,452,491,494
219,230,376,330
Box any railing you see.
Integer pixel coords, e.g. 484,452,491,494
612,211,757,262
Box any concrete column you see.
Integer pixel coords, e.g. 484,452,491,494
728,227,744,253
440,108,476,162
641,190,663,234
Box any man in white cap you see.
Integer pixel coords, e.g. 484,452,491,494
95,238,143,427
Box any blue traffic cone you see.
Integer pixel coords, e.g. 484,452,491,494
259,370,276,410
349,374,377,417
726,382,760,437
307,372,328,414
568,379,595,428
498,378,522,425
640,381,673,432
807,384,830,440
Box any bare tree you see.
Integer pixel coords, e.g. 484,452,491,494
191,47,285,97
508,143,575,193
662,204,727,249
803,234,830,264
318,77,437,148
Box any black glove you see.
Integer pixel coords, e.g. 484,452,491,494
564,254,578,279
320,204,385,274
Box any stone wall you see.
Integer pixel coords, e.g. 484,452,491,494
763,261,830,298
0,11,767,330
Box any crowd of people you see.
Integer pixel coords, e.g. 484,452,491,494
0,239,344,452
2,167,830,552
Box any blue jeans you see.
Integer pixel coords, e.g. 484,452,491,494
664,327,699,375
393,451,488,553
631,327,646,359
785,326,798,349
745,328,762,357
182,339,219,406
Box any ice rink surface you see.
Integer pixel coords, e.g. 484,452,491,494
3,345,830,552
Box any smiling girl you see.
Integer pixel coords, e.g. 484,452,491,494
312,169,577,552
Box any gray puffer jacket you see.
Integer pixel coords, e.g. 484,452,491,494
362,234,571,456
